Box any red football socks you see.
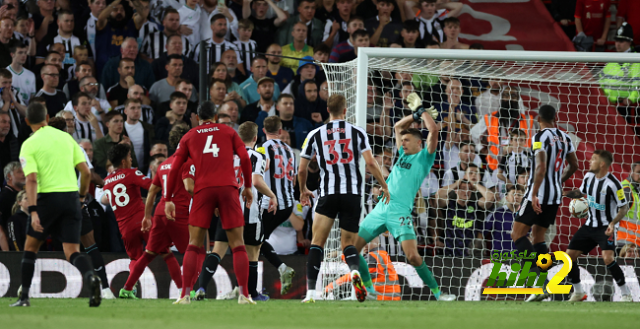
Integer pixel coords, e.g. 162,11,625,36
163,253,182,289
232,245,249,297
124,252,154,291
181,245,200,298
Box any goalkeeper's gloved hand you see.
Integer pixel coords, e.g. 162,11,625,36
407,93,438,122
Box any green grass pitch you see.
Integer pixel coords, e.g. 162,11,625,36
1,298,639,329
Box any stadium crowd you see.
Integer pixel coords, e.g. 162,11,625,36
0,0,638,263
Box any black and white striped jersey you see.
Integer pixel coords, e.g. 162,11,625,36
113,104,155,125
416,11,446,44
137,20,161,50
233,39,257,74
234,147,268,224
301,120,371,198
140,31,192,60
524,128,575,205
38,33,92,82
580,172,627,228
260,139,296,210
499,150,532,184
191,39,243,73
12,32,30,47
0,87,24,139
73,119,105,142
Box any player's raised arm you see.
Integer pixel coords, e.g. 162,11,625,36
421,109,439,154
398,92,438,152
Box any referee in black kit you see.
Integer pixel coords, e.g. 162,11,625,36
10,103,102,307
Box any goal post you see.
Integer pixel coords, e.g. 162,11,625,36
319,48,640,301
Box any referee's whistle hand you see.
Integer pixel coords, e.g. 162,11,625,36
31,213,44,233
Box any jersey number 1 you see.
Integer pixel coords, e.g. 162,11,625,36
203,135,219,157
324,139,353,165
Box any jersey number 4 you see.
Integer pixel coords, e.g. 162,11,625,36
324,139,353,165
203,135,220,157
104,183,130,210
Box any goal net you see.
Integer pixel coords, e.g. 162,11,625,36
318,48,640,302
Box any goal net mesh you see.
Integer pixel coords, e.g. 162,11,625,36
318,54,640,302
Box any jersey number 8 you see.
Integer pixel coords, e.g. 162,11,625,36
104,183,130,210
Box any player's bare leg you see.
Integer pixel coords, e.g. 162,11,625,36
303,213,335,303
226,226,255,304
81,231,114,299
174,225,206,305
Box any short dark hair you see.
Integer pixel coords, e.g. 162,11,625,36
314,43,331,55
57,9,73,18
29,97,46,105
442,17,460,27
278,93,295,104
164,8,179,19
469,43,484,50
26,102,47,125
72,92,91,106
209,78,226,90
45,51,61,61
459,140,476,150
507,185,525,193
0,68,11,79
467,163,479,170
263,116,282,134
419,0,437,4
347,16,364,26
327,94,346,116
48,117,67,131
299,0,315,5
75,61,92,73
119,58,135,68
510,128,526,137
538,105,556,123
238,122,258,142
167,54,183,63
377,0,396,6
400,128,422,140
124,98,142,108
352,29,369,40
108,144,131,169
251,56,267,66
402,19,420,33
168,123,190,149
197,101,217,121
210,13,227,24
8,40,26,54
593,149,613,166
169,91,187,103
105,111,123,123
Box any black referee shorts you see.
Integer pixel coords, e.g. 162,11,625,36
263,206,293,240
515,198,559,229
213,218,264,246
315,194,362,233
568,225,615,253
28,192,83,244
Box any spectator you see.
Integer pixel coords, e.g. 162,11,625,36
7,41,35,105
319,80,329,101
64,76,111,121
0,161,24,251
123,98,155,174
131,0,161,47
442,138,486,180
550,0,577,40
113,85,155,125
101,37,155,90
240,76,276,124
275,0,325,48
55,109,76,137
192,14,245,76
5,189,27,251
470,85,536,171
435,177,494,257
0,67,26,139
389,20,423,48
107,58,138,108
69,92,105,142
210,62,245,107
282,56,319,98
240,56,281,104
220,48,247,84
147,153,166,180
149,55,197,104
233,19,258,74
574,0,610,50
336,29,370,63
257,93,314,147
150,141,169,158
0,17,12,68
315,0,336,22
439,17,469,49
34,49,65,90
616,0,640,41
620,243,639,258
141,8,189,62
13,15,36,59
35,64,67,117
151,34,199,88
155,91,189,143
178,0,201,48
435,79,477,162
474,79,502,118
365,0,402,47
484,185,523,252
600,23,639,137
515,167,529,190
199,0,240,43
265,43,295,91
95,0,139,79
85,0,107,57
619,161,640,247
281,22,315,73
313,43,331,66
322,0,355,48
217,100,240,131
280,129,301,164
32,0,58,43
496,129,531,190
415,0,459,45
328,17,365,63
364,82,393,146
93,111,138,174
442,124,477,171
295,79,327,123
63,61,108,101
208,78,228,110
244,0,288,52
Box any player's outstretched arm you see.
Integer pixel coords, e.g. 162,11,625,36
561,152,579,183
363,150,390,203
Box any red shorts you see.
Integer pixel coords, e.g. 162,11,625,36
146,215,189,254
190,186,244,230
121,227,149,261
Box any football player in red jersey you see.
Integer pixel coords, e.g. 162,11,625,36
166,101,255,305
117,124,194,299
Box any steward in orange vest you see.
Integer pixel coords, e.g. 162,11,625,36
483,110,535,171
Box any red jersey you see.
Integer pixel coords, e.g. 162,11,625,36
152,155,195,218
103,168,152,227
574,0,611,38
166,122,252,200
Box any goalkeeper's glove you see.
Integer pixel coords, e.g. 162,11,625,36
407,92,438,122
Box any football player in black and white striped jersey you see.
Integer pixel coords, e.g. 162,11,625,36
563,150,632,302
512,105,579,302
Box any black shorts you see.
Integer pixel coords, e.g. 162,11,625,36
28,192,82,244
80,204,94,236
568,225,616,253
263,206,293,239
315,194,362,233
214,219,264,246
515,199,559,229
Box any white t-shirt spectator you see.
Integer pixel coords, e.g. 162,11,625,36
64,98,112,122
125,121,145,167
474,90,500,118
442,144,483,171
179,4,202,47
420,170,440,198
441,164,496,188
7,65,36,105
